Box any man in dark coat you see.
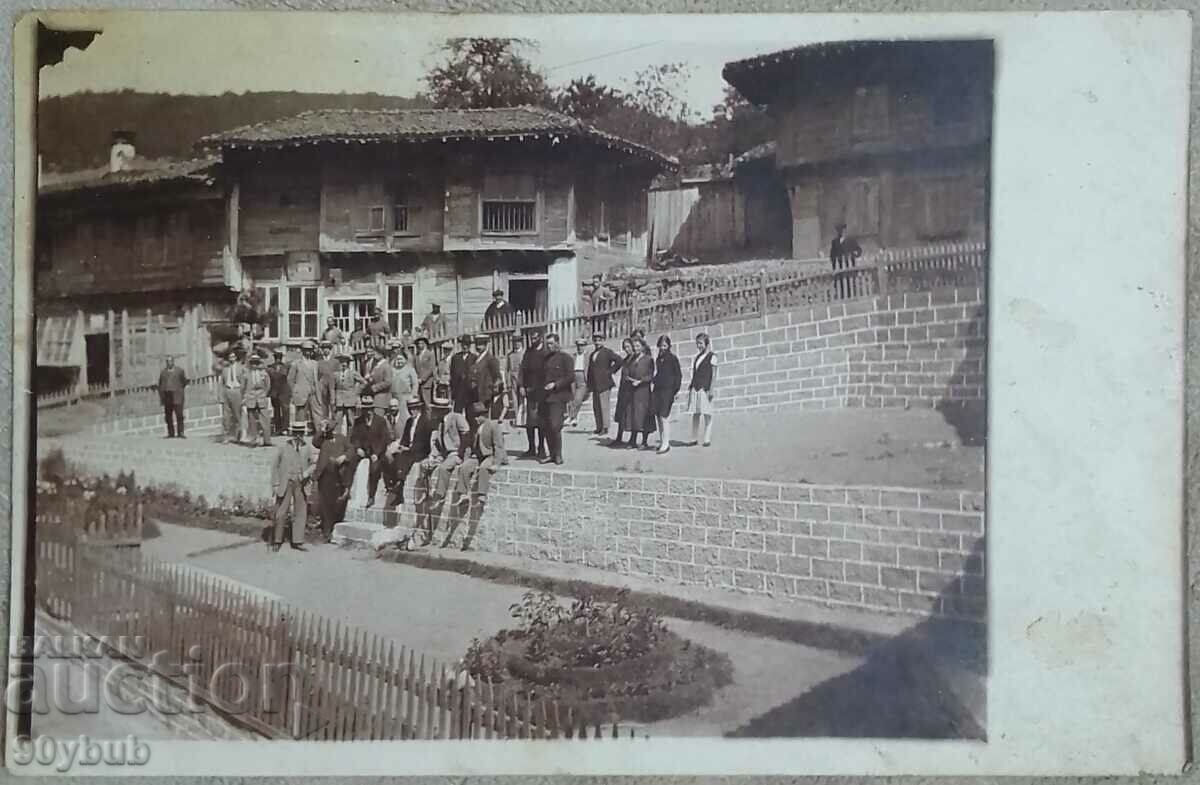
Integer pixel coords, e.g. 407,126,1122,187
384,393,432,509
157,355,189,438
349,395,392,508
518,330,548,459
539,333,575,465
267,349,291,436
482,289,512,327
470,334,504,421
312,419,350,543
412,336,437,411
448,335,477,415
585,333,621,436
830,222,863,299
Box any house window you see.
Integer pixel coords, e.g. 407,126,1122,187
852,85,889,138
287,286,319,339
329,300,374,335
255,285,282,339
845,178,881,238
393,204,409,233
386,284,415,334
919,178,972,239
482,172,538,235
390,180,419,235
368,206,387,233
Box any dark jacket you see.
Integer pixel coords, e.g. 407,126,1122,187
158,366,188,406
653,351,682,401
408,412,437,462
314,432,351,484
690,351,716,392
267,362,290,402
586,346,621,394
449,350,477,405
519,345,549,401
483,300,513,326
350,413,391,458
542,350,576,405
471,350,503,403
830,235,863,269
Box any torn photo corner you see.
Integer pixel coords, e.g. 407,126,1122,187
6,8,1190,777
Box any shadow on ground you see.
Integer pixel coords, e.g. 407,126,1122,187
727,539,986,739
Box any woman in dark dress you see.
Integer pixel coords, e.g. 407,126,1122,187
651,335,682,454
622,339,655,450
610,338,637,447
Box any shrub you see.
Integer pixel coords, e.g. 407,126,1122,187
38,448,68,486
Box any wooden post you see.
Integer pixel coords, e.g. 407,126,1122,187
107,308,116,397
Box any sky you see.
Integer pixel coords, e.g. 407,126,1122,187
35,12,904,116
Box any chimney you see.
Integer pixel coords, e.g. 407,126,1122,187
109,130,136,174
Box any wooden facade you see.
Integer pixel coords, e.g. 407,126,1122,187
723,40,993,258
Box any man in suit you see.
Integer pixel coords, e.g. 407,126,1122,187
349,394,392,508
312,418,351,543
431,402,471,503
449,335,477,414
267,349,291,436
317,340,340,418
218,353,245,444
482,289,512,327
270,421,316,551
287,341,323,437
414,398,450,545
332,354,365,433
518,331,548,459
420,303,447,341
830,222,863,299
157,355,188,439
586,332,621,435
412,336,437,411
470,333,503,421
384,393,431,509
567,338,590,428
364,344,393,416
366,306,391,343
322,317,345,351
445,400,507,551
505,331,524,423
539,333,575,466
241,355,273,448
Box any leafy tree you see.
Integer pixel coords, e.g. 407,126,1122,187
705,84,774,162
555,75,627,121
423,38,553,109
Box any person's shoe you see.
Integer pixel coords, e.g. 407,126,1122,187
539,456,554,464
520,449,537,459
365,501,374,509
702,441,711,447
554,456,564,465
262,440,272,447
248,442,258,449
657,445,671,455
270,543,282,552
178,434,186,439
537,449,548,460
289,543,307,551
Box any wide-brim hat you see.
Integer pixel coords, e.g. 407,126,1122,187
458,334,473,345
415,336,430,346
248,355,263,365
492,289,504,297
319,340,333,348
407,393,422,405
431,395,451,409
388,398,401,409
473,334,490,345
359,395,375,408
337,353,351,363
290,422,309,435
272,348,285,356
575,338,587,346
301,340,317,352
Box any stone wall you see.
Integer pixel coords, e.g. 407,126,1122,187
81,403,225,438
479,466,985,621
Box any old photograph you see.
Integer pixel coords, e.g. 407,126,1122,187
24,11,992,757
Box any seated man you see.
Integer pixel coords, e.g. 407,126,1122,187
414,398,451,544
431,401,471,505
446,401,507,551
384,393,431,510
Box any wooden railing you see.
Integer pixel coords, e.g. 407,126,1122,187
35,523,635,741
36,373,221,412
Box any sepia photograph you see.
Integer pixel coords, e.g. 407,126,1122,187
6,9,1188,777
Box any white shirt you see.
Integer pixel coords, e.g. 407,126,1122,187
574,352,587,372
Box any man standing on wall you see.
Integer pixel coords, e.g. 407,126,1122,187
322,317,345,351
420,303,447,341
585,332,620,436
830,222,863,299
287,340,323,438
449,335,477,415
540,333,574,465
518,330,548,459
413,336,436,411
365,344,393,416
158,354,188,439
470,333,503,422
241,355,274,448
317,340,340,420
366,306,391,348
218,353,244,445
267,349,291,436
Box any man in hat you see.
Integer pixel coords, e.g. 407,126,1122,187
349,394,392,508
505,331,524,423
518,330,549,459
440,400,505,550
241,355,274,448
470,333,503,422
829,222,862,298
288,340,323,437
414,396,451,544
313,418,351,543
540,333,575,465
482,289,512,327
157,354,189,439
430,396,471,511
586,332,621,436
322,317,345,351
267,349,291,436
449,334,477,415
366,305,391,343
435,337,454,401
390,350,419,422
413,336,436,410
316,340,340,419
420,303,447,341
567,337,591,428
365,343,393,416
218,352,245,444
332,354,365,433
384,393,431,510
270,421,316,551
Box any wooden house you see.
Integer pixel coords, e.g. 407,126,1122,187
202,107,672,343
722,40,993,258
35,146,235,392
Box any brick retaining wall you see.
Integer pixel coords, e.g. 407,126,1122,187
81,403,224,437
479,466,985,621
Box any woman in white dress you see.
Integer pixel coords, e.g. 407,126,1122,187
687,332,717,447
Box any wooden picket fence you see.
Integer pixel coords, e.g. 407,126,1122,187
37,373,221,413
471,241,987,352
35,496,143,547
34,523,636,741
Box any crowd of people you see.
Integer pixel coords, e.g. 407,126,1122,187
156,297,721,553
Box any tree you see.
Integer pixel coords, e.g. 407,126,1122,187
423,38,553,109
555,75,627,122
705,84,774,161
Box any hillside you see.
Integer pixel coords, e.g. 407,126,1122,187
38,90,429,172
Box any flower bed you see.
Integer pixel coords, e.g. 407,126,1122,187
463,590,733,725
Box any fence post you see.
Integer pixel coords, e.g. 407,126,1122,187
757,271,767,316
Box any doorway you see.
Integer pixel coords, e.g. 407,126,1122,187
508,279,548,315
85,334,110,387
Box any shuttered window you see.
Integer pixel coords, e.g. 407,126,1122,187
482,172,538,235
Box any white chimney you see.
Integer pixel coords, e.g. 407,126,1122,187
109,130,136,174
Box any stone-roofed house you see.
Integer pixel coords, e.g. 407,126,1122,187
201,106,674,339
723,39,993,258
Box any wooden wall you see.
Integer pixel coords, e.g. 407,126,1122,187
36,187,226,298
238,167,321,256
